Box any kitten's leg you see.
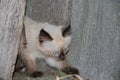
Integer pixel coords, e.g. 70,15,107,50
20,53,43,78
45,57,79,74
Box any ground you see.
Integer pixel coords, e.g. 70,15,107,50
13,59,76,80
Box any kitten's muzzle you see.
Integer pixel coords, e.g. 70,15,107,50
59,53,65,60
59,50,69,60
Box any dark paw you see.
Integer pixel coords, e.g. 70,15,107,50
62,67,79,75
30,71,43,78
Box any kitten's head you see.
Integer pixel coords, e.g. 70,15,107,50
38,24,72,60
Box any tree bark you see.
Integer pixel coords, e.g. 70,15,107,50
0,0,26,80
26,0,71,26
70,0,120,80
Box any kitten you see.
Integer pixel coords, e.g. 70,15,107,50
17,16,79,78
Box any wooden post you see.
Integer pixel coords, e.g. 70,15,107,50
0,0,26,80
26,0,71,26
70,0,120,80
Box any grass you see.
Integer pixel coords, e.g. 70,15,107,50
13,60,85,80
56,74,84,80
56,69,85,80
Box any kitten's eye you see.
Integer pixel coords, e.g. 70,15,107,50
64,48,69,54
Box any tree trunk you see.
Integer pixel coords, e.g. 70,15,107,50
70,0,120,80
26,0,71,26
0,0,26,80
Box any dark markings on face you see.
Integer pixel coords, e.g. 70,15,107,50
62,25,72,37
59,49,69,60
39,29,53,43
59,52,65,60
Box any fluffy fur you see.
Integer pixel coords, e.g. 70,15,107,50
17,16,79,78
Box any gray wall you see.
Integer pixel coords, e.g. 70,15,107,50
26,0,71,26
0,0,25,80
26,0,120,80
70,0,120,80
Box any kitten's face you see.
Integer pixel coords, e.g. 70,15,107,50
38,25,72,60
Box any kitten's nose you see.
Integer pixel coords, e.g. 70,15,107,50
59,53,65,60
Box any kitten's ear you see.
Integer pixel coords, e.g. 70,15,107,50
39,29,53,43
62,25,72,37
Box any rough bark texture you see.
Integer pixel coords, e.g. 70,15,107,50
70,0,120,80
0,0,26,80
14,0,120,80
26,0,71,26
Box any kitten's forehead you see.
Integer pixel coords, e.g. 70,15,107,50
42,23,63,38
